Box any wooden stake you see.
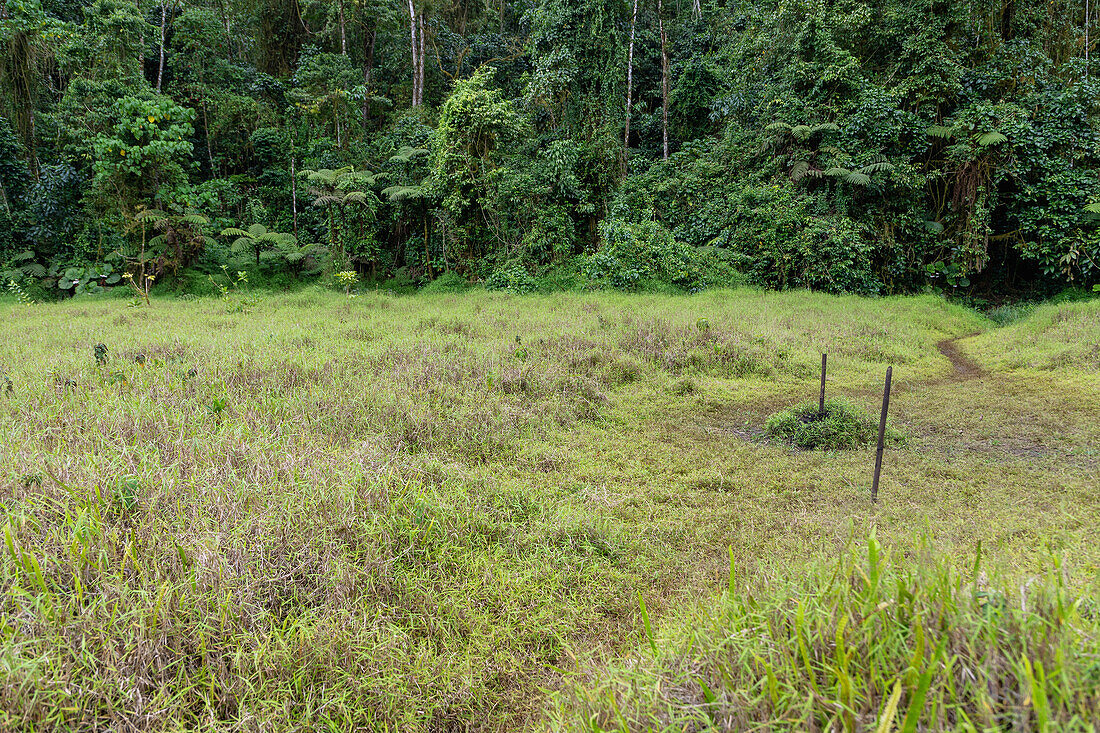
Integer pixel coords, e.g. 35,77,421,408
871,366,892,504
818,353,827,416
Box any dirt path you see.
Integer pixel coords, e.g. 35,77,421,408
934,334,985,382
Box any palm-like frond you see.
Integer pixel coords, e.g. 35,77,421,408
390,146,429,163
383,184,427,202
975,131,1007,147
926,125,956,139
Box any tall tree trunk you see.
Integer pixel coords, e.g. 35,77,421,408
418,13,427,105
290,156,298,236
692,0,700,21
658,0,669,160
157,3,168,93
424,211,432,278
337,0,347,55
222,0,233,60
202,100,215,174
623,0,638,176
362,26,375,127
408,0,420,105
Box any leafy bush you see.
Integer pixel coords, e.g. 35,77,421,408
582,218,735,292
485,264,538,294
420,271,472,294
766,398,903,450
722,185,878,294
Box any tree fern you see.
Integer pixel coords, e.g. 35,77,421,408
975,131,1007,147
926,125,957,139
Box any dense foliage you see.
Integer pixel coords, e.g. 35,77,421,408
2,0,1100,296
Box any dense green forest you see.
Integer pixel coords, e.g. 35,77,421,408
2,0,1099,298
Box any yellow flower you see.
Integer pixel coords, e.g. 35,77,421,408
148,116,156,123
120,150,126,156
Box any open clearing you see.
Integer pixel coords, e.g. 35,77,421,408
1,289,1098,731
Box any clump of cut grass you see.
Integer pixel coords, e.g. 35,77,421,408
765,398,903,450
551,536,1100,731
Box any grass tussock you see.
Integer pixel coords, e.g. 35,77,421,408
766,398,904,450
551,536,1100,732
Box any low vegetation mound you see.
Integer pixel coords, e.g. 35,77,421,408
765,398,902,450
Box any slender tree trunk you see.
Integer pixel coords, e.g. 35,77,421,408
418,13,427,105
623,0,638,176
202,100,215,174
408,0,420,105
290,156,298,235
424,211,432,278
362,26,376,128
337,0,347,55
658,0,669,160
692,0,700,21
222,0,233,60
157,3,168,93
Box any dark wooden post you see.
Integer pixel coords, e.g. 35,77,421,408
871,366,892,504
818,353,827,416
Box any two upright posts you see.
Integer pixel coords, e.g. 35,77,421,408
817,353,893,504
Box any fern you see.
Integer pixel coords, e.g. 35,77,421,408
926,125,956,139
383,184,427,202
975,131,1007,147
390,146,429,164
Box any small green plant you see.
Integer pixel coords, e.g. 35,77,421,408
2,374,12,394
696,317,710,330
6,279,34,304
209,267,256,312
207,396,228,418
121,271,155,306
765,398,903,450
335,270,360,295
93,343,109,365
113,477,141,516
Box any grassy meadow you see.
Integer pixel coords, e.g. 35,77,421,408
1,288,1098,731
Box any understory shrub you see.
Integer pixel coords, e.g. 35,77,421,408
583,218,737,292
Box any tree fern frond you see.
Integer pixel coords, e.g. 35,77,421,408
789,160,810,181
791,125,813,141
390,146,429,163
221,227,250,238
383,185,427,201
859,161,895,174
975,131,1007,147
845,172,871,185
926,125,956,139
